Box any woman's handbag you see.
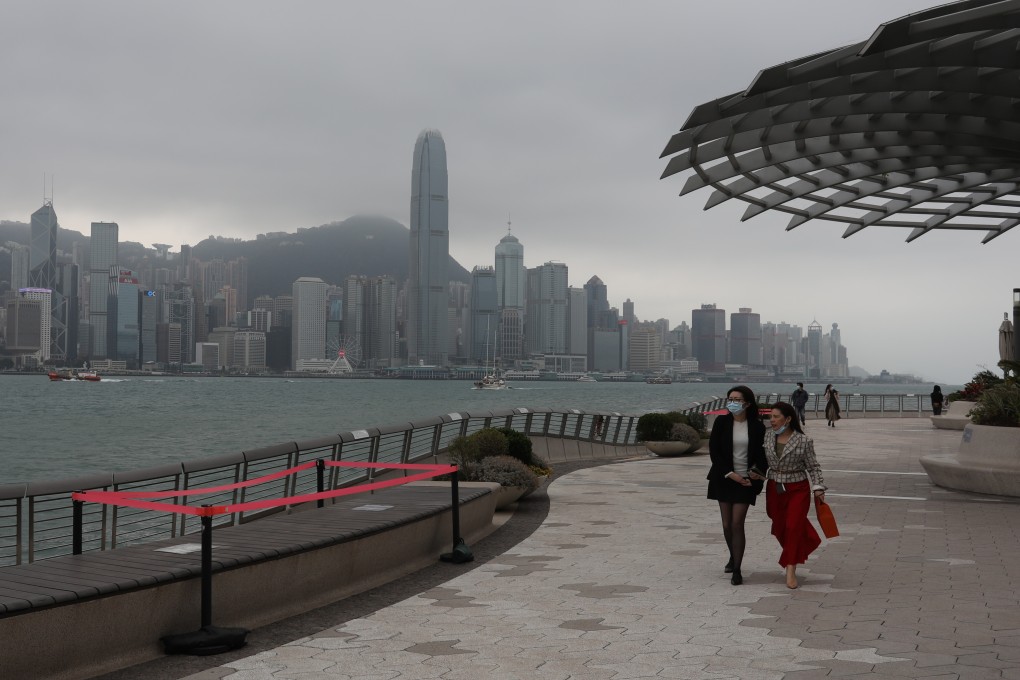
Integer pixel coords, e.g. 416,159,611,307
814,497,839,538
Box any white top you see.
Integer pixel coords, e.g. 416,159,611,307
731,421,749,475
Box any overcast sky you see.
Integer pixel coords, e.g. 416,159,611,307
4,0,1007,385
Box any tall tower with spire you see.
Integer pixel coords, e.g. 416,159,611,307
29,201,68,361
495,222,525,361
407,129,449,366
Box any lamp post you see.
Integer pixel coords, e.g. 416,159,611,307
1013,289,1020,364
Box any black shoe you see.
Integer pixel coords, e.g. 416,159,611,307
724,559,734,574
731,570,743,585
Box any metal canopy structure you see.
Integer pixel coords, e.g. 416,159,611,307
660,0,1020,243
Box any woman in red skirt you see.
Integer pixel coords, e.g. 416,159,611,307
755,401,827,589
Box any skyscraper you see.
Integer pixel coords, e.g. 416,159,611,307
692,303,726,373
11,245,30,291
89,222,119,359
291,277,327,370
29,203,68,361
468,266,498,363
525,261,568,355
730,307,762,366
407,129,449,366
495,229,525,362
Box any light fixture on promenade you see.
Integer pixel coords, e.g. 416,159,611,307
660,1,1020,243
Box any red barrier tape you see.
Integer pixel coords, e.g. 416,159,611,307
72,462,458,517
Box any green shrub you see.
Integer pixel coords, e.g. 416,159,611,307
494,427,536,466
948,370,1003,403
669,423,701,446
468,455,540,491
446,428,510,471
970,384,1020,427
636,413,674,441
684,411,708,435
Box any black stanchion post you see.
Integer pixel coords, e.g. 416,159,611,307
72,494,83,556
161,506,250,655
451,475,461,546
316,459,325,509
201,510,212,628
439,466,473,564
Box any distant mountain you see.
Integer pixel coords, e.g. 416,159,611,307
848,365,872,379
0,215,471,299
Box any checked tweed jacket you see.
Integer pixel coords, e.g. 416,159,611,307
763,429,826,491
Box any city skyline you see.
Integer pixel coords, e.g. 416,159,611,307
3,0,1006,384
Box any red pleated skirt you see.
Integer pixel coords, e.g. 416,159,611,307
765,479,821,566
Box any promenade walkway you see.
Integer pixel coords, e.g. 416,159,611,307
108,417,1020,679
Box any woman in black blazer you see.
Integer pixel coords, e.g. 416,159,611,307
706,385,768,585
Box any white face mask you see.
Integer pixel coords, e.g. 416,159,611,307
774,424,788,435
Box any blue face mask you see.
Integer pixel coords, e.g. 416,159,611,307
774,424,788,435
726,401,744,415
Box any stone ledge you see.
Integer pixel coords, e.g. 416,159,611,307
0,483,499,680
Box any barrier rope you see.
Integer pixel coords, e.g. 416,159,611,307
72,461,458,517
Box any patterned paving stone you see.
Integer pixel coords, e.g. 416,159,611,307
164,419,1020,680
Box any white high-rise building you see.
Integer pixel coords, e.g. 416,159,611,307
17,288,52,361
407,129,449,366
291,277,328,370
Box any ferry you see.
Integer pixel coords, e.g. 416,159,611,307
48,369,102,382
576,375,598,383
645,375,672,384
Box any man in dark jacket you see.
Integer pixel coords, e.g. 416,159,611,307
791,382,809,425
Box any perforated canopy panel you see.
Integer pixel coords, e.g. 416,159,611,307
660,0,1020,243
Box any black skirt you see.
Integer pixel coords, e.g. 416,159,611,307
707,476,762,505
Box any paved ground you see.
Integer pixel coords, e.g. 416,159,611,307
112,417,1020,679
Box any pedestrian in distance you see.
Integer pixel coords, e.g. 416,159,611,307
706,385,768,586
757,401,827,589
790,382,809,426
825,388,841,427
930,385,944,416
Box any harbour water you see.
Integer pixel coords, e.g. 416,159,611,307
1,375,941,485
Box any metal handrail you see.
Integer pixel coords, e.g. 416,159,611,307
0,407,638,567
0,394,939,567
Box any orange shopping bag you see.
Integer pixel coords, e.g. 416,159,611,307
814,497,839,538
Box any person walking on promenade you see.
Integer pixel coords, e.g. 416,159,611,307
824,388,841,427
791,382,809,426
930,385,944,416
759,401,826,589
707,385,768,586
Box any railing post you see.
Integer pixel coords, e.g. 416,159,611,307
316,459,325,509
72,494,83,556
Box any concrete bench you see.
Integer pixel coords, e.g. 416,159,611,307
0,482,498,680
930,400,975,430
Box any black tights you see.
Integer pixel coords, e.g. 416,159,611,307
718,501,751,570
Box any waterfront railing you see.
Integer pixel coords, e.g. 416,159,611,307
0,394,937,567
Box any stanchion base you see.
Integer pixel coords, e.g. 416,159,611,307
162,625,250,656
440,539,474,564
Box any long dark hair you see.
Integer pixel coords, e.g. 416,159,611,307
771,401,804,434
726,385,759,417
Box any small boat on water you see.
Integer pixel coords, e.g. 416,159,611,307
472,373,508,390
48,369,101,382
576,375,597,383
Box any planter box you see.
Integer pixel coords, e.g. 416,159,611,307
920,423,1020,497
644,440,704,457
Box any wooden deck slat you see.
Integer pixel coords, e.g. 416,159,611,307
0,485,488,616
